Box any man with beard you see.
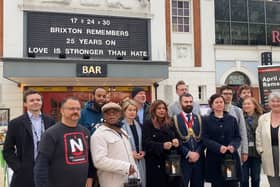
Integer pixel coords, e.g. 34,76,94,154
91,102,138,187
79,87,107,134
173,93,203,187
34,97,92,187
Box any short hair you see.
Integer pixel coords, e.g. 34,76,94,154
220,85,233,94
238,84,253,96
60,97,80,108
268,92,280,101
23,89,42,103
93,87,106,95
175,80,186,90
122,99,138,112
208,93,225,108
179,93,193,102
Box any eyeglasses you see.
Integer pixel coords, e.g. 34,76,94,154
63,107,81,111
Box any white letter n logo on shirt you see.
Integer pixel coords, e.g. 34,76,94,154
64,132,88,165
70,138,84,155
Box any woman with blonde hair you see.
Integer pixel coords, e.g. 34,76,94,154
241,97,263,187
256,92,280,186
122,99,146,187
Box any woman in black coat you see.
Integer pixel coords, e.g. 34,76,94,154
203,94,242,187
143,100,181,187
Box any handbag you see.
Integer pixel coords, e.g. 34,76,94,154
221,152,238,181
124,177,142,187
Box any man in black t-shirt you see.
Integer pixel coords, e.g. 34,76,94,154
34,97,92,187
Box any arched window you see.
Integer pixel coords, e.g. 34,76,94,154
225,71,250,86
224,72,251,103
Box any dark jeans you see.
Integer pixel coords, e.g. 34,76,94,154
241,157,261,187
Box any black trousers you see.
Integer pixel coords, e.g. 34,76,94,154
211,181,239,187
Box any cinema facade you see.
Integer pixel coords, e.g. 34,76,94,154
1,0,280,119
1,0,169,119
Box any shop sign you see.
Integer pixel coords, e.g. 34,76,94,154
26,12,149,60
272,30,280,43
76,64,107,77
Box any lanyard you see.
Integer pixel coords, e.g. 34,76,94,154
180,112,193,129
31,119,44,144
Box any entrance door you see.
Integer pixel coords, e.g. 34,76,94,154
26,86,151,121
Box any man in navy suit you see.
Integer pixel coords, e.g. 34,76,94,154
173,93,204,187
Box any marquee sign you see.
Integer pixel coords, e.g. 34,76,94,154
26,12,149,60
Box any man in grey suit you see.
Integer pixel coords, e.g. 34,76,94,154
168,80,200,117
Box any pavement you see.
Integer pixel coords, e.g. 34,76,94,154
0,168,270,187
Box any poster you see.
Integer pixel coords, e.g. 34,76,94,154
258,66,280,112
0,108,9,145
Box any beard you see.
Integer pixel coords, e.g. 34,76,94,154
93,101,105,112
182,105,193,113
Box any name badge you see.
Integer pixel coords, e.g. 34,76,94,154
249,141,254,147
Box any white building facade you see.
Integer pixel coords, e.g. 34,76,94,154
2,0,280,118
158,0,280,105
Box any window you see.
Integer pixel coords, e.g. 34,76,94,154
225,72,250,85
266,2,280,24
216,22,230,44
249,1,265,23
215,0,230,21
215,0,280,45
249,24,266,45
231,23,249,45
172,0,190,32
198,85,207,101
231,0,248,22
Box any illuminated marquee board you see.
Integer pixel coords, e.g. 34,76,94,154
26,12,149,60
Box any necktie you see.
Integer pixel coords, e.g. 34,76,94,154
186,114,191,121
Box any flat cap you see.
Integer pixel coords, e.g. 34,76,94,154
101,102,122,113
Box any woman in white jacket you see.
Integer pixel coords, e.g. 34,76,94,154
256,92,280,186
91,102,138,187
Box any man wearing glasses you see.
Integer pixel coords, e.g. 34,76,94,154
3,89,55,187
34,97,92,187
220,85,248,163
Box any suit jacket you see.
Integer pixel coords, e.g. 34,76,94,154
174,113,203,156
3,113,55,187
256,112,280,176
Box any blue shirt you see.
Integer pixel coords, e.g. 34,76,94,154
137,106,144,125
28,111,44,159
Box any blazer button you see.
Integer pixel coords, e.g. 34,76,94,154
157,165,161,168
219,125,223,128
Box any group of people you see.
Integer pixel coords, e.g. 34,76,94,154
2,81,280,187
